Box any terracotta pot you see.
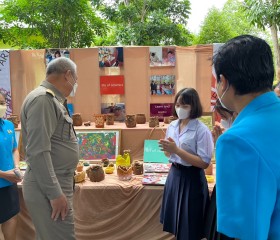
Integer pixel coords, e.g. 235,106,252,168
106,113,114,125
125,114,136,128
132,161,143,175
86,165,105,182
163,116,170,124
149,116,159,128
136,114,146,124
94,114,105,128
7,114,20,128
72,113,83,126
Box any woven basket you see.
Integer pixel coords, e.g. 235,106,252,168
74,171,86,183
86,165,105,182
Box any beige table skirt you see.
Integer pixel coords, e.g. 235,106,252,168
15,172,176,240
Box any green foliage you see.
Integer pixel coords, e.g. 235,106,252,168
194,0,263,45
0,0,107,49
244,0,280,29
91,0,192,46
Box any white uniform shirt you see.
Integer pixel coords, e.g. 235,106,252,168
166,119,213,166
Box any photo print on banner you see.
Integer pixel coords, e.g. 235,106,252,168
45,48,70,65
149,46,176,67
98,47,124,67
150,75,175,95
0,50,12,117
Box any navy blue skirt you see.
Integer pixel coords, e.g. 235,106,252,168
0,184,20,224
160,163,209,240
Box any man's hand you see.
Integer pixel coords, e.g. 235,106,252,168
0,169,22,183
50,194,68,221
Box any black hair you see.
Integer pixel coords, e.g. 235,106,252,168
213,35,274,95
54,50,61,57
172,88,203,119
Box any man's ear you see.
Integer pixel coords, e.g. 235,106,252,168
220,74,229,91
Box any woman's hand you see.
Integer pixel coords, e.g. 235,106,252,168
212,125,223,144
0,169,22,183
159,137,178,154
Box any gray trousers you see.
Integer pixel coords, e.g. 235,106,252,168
23,169,75,240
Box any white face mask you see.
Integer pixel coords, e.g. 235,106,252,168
69,82,78,97
221,118,232,130
216,81,230,110
0,105,7,118
175,107,190,119
67,75,78,97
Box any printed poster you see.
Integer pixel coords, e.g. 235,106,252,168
150,75,175,95
100,75,125,95
99,47,124,67
0,50,12,117
45,48,70,65
143,140,169,163
150,103,173,121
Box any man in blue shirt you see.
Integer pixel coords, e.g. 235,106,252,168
213,35,280,239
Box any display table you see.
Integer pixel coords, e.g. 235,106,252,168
14,172,176,240
12,168,215,240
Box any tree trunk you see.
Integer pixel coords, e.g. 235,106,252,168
270,24,280,80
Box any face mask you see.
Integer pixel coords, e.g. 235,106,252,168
67,75,78,97
0,105,7,118
216,81,230,110
175,107,190,119
69,82,78,97
221,118,231,130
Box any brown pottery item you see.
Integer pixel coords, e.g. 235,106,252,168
86,165,105,182
163,116,170,124
7,114,20,128
149,116,159,128
132,161,143,175
136,114,146,124
106,113,115,125
94,114,105,128
125,114,136,128
72,113,83,126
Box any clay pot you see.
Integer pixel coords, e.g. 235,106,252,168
94,114,105,128
132,161,143,175
125,114,136,128
163,116,170,124
136,114,146,124
149,116,159,128
7,114,20,128
106,113,115,125
72,113,83,126
86,165,105,182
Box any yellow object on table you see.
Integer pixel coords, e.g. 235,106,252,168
105,166,114,174
116,151,131,167
206,175,215,183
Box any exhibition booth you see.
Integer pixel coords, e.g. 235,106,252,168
0,45,215,240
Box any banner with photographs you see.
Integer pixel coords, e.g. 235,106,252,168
45,49,70,65
150,75,175,95
101,102,126,122
149,46,176,67
0,50,12,117
99,47,124,68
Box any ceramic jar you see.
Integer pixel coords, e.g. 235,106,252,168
106,113,115,125
94,114,105,128
136,114,146,124
149,116,159,128
125,114,136,128
132,161,143,175
86,165,105,182
72,113,83,126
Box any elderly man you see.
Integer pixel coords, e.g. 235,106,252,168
213,35,280,240
20,57,79,240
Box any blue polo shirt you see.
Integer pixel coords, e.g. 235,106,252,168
216,92,280,240
0,119,17,188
